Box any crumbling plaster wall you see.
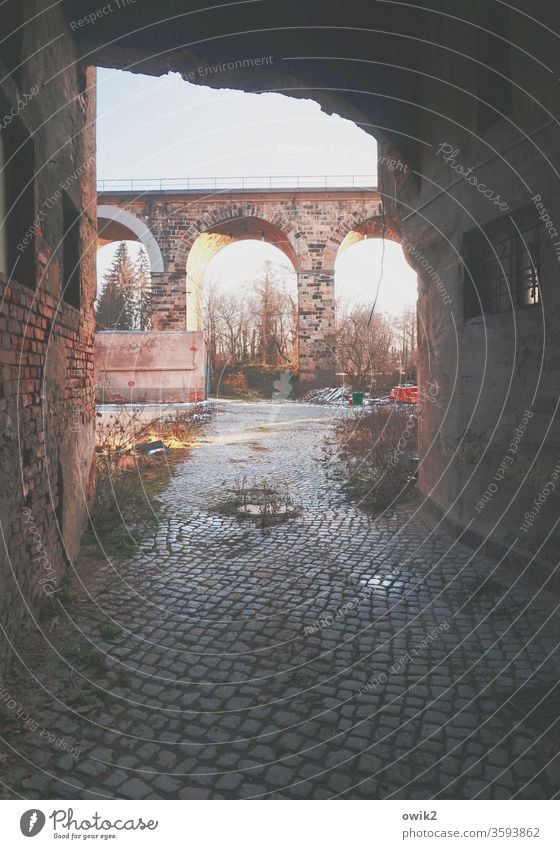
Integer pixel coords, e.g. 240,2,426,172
0,1,97,670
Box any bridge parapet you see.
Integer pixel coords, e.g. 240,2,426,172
97,175,378,193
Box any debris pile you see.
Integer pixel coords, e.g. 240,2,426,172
299,387,352,405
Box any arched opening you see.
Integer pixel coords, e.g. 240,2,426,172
198,238,297,396
185,215,299,332
7,2,560,806
97,205,164,273
334,228,417,395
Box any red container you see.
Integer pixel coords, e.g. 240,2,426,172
389,385,418,403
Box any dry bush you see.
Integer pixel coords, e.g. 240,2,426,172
326,405,418,509
154,411,206,447
91,405,210,536
219,476,299,527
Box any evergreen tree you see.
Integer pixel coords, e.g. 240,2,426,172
96,242,138,329
133,247,152,330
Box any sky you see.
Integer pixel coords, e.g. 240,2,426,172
96,68,417,315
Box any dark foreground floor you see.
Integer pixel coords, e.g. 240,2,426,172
2,402,559,799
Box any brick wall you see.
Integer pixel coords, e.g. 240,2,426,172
0,4,96,672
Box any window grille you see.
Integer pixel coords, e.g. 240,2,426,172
463,207,541,318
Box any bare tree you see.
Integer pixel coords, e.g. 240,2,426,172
391,304,417,380
202,260,298,369
336,304,394,389
335,301,417,389
202,280,221,369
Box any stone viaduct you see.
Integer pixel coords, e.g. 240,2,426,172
97,184,395,381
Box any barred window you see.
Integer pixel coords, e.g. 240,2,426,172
0,90,35,288
463,207,541,319
62,192,81,309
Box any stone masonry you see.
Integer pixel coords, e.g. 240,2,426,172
97,188,387,382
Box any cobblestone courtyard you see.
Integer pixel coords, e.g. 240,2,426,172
3,402,560,799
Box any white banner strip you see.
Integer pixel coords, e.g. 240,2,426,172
1,800,559,848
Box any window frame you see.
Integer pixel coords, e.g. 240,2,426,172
463,206,541,320
61,190,82,310
0,89,36,289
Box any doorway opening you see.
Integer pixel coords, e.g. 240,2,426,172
334,234,417,397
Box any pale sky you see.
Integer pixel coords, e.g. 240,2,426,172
96,68,417,315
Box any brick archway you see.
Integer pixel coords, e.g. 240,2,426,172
174,203,311,272
176,207,319,373
322,214,401,270
315,214,405,386
184,221,303,333
173,207,311,338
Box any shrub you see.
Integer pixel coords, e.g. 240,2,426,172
326,405,418,509
212,363,297,398
91,405,211,536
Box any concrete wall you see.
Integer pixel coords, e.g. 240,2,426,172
0,2,97,671
383,6,560,570
410,126,560,570
95,330,206,403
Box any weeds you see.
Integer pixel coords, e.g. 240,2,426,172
219,476,300,527
90,404,211,538
98,623,123,640
72,644,107,670
324,405,418,509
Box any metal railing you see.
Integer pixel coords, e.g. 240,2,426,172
97,175,378,193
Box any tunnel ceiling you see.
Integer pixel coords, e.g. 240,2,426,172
62,0,444,169
65,1,560,192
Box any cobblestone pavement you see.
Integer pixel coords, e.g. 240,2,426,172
4,401,560,799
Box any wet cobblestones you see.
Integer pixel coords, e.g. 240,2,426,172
4,402,560,799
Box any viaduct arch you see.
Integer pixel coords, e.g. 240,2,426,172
97,185,391,382
97,204,165,273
